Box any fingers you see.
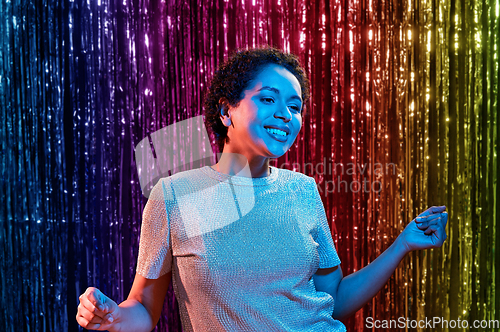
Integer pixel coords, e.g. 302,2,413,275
441,211,448,227
79,293,107,319
86,288,107,312
416,211,448,230
75,313,114,331
76,305,114,328
75,314,102,330
418,205,446,218
77,303,105,324
416,217,438,230
86,287,120,314
423,224,447,246
76,303,110,330
415,214,440,224
76,288,115,330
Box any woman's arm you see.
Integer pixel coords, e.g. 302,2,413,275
77,272,172,332
114,272,172,332
313,206,448,321
314,235,407,321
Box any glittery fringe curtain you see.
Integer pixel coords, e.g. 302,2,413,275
0,0,70,331
0,0,498,332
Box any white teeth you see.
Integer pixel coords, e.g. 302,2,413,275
265,127,287,137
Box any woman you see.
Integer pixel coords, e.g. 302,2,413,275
76,47,448,331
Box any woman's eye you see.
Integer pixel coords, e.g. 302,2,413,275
261,97,274,103
289,105,301,113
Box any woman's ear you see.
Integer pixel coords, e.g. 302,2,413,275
218,98,233,128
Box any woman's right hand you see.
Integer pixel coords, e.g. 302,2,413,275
76,287,120,331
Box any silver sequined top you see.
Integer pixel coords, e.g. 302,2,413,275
137,165,346,331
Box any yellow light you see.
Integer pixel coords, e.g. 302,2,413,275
427,30,431,51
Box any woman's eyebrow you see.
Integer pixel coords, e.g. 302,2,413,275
258,86,302,103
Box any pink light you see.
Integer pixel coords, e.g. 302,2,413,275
349,31,353,52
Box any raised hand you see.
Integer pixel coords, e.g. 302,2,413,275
400,205,448,253
76,287,120,331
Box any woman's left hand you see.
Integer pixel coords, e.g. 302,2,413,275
399,205,448,253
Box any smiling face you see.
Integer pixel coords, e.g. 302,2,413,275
222,64,303,161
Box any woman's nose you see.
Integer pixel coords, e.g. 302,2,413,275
274,104,293,122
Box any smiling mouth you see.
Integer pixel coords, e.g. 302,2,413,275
264,127,288,142
264,127,289,137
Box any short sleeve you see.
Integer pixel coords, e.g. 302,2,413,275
309,178,341,269
136,178,173,279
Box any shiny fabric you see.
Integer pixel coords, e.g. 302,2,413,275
137,165,346,331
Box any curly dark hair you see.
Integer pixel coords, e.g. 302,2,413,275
203,46,311,153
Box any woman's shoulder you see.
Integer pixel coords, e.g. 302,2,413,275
155,166,207,186
155,167,208,195
272,166,314,183
272,167,317,195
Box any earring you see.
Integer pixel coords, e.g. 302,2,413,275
220,107,232,127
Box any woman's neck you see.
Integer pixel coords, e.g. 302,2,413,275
211,152,271,178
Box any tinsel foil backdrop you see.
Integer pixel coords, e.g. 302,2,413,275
0,0,498,331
